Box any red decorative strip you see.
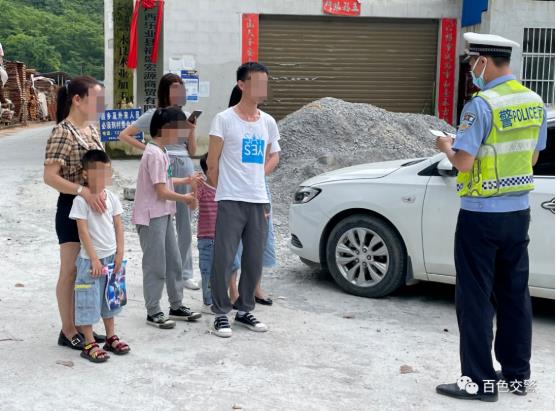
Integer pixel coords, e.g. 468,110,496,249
438,18,457,125
242,14,259,63
323,0,361,16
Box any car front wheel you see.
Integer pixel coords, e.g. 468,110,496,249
326,214,406,298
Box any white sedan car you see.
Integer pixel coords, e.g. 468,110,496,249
289,119,554,299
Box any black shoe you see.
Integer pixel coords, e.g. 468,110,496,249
146,312,176,329
496,371,528,396
255,296,273,306
93,332,106,343
211,316,232,338
436,383,498,402
57,330,84,350
234,312,268,332
79,331,106,343
169,306,202,321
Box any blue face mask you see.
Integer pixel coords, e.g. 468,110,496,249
470,58,487,89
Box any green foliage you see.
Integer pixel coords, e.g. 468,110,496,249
0,0,104,79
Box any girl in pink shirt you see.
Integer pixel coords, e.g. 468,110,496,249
132,107,203,329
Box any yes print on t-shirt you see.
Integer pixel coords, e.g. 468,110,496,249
242,133,265,164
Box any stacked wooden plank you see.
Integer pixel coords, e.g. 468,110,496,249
0,88,15,126
4,61,28,123
46,86,58,121
25,70,39,121
0,81,5,104
0,61,59,125
34,77,57,121
27,84,39,121
18,63,29,123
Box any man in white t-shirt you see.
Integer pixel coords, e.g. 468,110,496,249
207,62,280,338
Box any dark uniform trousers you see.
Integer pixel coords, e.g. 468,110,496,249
455,208,532,391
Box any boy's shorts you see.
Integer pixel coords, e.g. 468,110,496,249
75,254,122,326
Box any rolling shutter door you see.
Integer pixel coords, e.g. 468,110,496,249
259,15,439,120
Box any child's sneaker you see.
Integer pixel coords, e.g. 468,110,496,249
234,312,268,332
211,316,232,338
169,306,202,321
202,304,215,315
146,312,176,329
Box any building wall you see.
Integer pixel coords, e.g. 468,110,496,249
104,0,462,136
462,0,555,78
104,1,555,137
163,0,461,138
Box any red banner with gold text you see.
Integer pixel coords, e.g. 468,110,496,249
323,0,361,16
437,18,457,125
242,14,259,63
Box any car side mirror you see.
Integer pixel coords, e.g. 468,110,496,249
437,157,458,177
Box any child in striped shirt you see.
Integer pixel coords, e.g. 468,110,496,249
197,154,240,313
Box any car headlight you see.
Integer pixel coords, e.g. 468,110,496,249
293,186,321,204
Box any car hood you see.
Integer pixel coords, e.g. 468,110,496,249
301,158,414,186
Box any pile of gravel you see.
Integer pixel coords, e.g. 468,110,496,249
268,97,455,218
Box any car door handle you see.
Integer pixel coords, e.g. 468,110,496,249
541,197,555,214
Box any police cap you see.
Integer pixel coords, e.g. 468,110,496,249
463,32,520,62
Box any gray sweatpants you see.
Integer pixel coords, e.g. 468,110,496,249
169,154,195,280
137,215,184,316
211,201,269,315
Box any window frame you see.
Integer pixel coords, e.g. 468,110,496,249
521,27,555,105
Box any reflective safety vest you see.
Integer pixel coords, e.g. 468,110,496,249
457,80,544,197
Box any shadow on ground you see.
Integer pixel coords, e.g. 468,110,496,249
286,260,554,321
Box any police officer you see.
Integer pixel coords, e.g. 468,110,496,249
435,33,548,402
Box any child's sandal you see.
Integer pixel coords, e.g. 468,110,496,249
80,342,110,363
103,335,130,355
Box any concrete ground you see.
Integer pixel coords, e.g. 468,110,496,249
0,125,553,411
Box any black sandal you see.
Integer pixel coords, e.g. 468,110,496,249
255,296,273,306
57,331,84,350
103,335,130,355
81,342,110,363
